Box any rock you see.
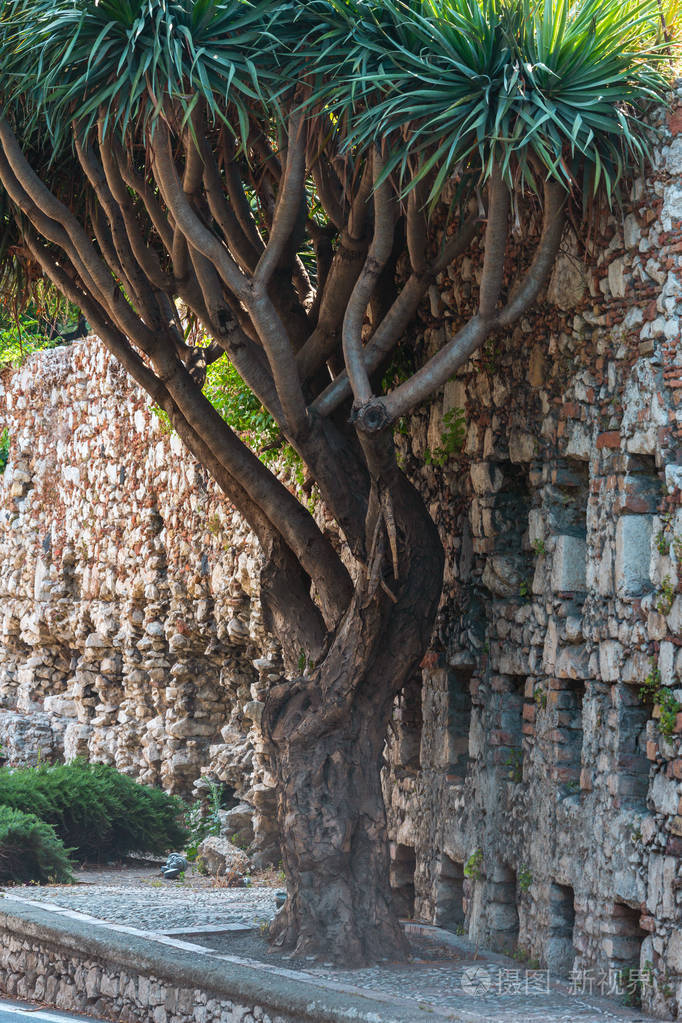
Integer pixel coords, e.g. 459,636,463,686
547,244,587,309
196,836,249,876
222,801,254,840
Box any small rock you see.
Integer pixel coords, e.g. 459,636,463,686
197,836,249,876
161,852,188,880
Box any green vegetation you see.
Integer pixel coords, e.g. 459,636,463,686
0,761,186,861
0,315,54,370
640,661,681,740
425,407,467,467
464,848,484,880
306,0,674,204
184,780,223,862
0,428,9,473
656,575,675,616
518,865,533,892
0,288,83,370
153,354,306,484
655,530,671,555
0,805,73,884
505,747,524,782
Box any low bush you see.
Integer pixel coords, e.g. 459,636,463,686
0,761,187,861
0,805,73,884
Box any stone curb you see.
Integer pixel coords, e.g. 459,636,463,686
0,897,475,1023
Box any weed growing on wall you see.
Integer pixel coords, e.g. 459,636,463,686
184,780,223,861
0,428,8,473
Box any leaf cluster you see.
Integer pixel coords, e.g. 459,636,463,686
183,779,223,860
297,0,676,200
0,760,187,860
0,0,675,202
0,804,73,884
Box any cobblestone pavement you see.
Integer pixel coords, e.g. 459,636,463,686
10,863,277,932
4,867,668,1023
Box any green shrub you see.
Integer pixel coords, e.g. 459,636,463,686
0,761,187,861
0,805,73,884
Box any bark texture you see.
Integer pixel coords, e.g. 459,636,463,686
263,456,444,963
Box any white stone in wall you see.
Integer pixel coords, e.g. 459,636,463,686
607,257,627,299
615,516,653,597
551,535,587,593
650,773,680,816
661,181,682,231
598,641,622,683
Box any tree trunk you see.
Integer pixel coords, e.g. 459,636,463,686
262,460,444,964
266,695,406,964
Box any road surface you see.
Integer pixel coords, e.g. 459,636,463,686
0,1001,108,1023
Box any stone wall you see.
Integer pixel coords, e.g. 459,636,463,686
1,82,681,1021
0,342,280,865
382,85,682,1018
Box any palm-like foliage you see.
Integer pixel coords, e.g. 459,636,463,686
0,0,674,197
0,0,276,146
292,0,674,200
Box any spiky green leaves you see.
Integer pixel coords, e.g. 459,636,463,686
292,0,675,200
0,0,675,197
0,0,277,149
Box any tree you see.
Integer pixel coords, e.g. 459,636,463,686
0,0,672,964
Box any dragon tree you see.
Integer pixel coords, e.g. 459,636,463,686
0,0,673,964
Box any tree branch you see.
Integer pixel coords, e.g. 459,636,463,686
98,127,173,292
25,231,328,663
311,211,480,417
0,121,159,356
295,159,374,382
253,109,306,288
114,140,174,253
343,148,396,407
198,132,262,272
221,132,266,254
496,178,566,327
478,164,509,319
150,122,249,301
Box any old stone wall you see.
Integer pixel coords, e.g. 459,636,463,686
0,81,681,1020
0,342,280,865
382,85,682,1018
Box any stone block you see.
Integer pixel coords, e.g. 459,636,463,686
551,535,587,593
509,430,536,462
197,836,249,876
556,644,591,679
599,641,623,683
668,930,682,973
608,256,626,298
470,462,504,495
615,516,653,597
651,772,680,816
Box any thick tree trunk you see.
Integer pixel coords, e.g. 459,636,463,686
267,696,405,963
262,459,444,964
